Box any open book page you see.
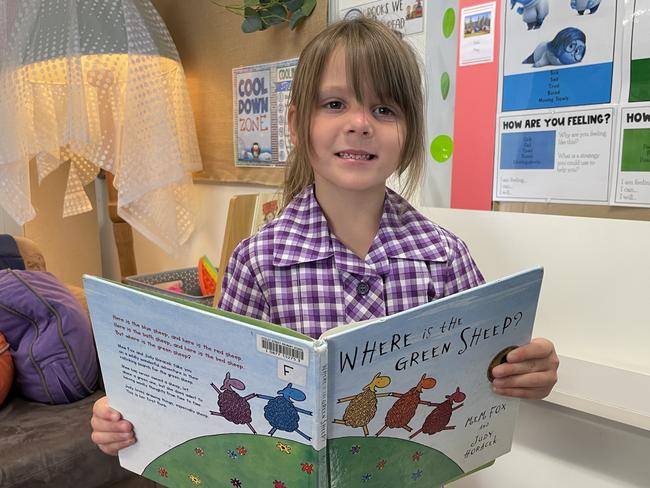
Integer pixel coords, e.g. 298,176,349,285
85,276,325,488
322,268,543,487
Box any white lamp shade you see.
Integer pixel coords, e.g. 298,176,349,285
0,0,202,252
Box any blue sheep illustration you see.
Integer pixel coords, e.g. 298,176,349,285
257,383,313,441
523,27,586,67
510,0,549,30
570,0,601,15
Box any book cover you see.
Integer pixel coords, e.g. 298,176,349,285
85,267,543,488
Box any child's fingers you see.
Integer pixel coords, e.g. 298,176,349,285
491,385,550,400
504,338,556,363
93,436,137,456
492,371,554,390
91,415,133,434
92,396,121,421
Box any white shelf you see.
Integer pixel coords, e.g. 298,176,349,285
544,355,650,431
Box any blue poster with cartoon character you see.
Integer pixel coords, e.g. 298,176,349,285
502,0,619,111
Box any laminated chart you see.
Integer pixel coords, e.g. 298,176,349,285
494,108,614,203
612,105,650,206
628,0,650,102
501,0,618,111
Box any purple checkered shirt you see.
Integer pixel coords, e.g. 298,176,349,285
218,185,484,338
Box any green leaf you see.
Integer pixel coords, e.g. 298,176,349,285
440,72,450,100
289,8,306,29
244,0,257,7
301,0,316,16
260,4,287,26
284,0,304,12
242,13,264,32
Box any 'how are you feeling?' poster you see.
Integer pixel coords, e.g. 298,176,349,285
494,108,614,204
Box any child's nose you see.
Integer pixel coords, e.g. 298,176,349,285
346,107,372,135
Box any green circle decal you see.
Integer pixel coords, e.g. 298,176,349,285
443,8,456,38
440,72,450,100
430,135,454,163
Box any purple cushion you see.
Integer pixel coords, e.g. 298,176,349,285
0,269,98,404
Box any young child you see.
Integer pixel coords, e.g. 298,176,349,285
91,17,558,457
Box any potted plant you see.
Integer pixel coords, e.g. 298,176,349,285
210,0,317,32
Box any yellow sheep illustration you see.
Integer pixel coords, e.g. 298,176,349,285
333,372,391,436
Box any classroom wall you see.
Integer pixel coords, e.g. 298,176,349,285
114,4,650,487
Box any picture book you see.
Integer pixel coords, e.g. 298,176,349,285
84,267,543,488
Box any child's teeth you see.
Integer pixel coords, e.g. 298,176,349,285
339,152,371,160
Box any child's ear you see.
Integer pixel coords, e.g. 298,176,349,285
288,105,298,146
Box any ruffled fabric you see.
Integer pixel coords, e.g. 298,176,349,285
0,0,202,252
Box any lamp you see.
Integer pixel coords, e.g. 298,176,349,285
0,0,202,276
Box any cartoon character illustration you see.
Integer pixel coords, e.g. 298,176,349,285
375,374,437,437
257,383,313,441
209,372,257,434
510,0,549,30
570,0,601,15
409,387,466,439
251,142,261,159
523,27,586,67
333,372,391,436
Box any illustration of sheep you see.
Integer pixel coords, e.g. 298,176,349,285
375,374,437,437
257,383,313,441
209,372,257,434
409,387,466,439
333,372,391,436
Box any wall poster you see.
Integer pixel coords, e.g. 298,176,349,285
459,2,496,66
233,58,297,168
501,0,618,112
611,105,650,207
494,107,614,204
339,0,424,36
627,0,650,102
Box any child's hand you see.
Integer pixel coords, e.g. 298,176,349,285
90,395,136,456
490,338,559,399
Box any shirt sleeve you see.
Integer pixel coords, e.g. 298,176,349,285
217,242,271,322
442,236,485,296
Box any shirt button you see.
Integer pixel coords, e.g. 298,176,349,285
356,281,370,295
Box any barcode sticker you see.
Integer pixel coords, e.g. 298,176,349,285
257,335,309,366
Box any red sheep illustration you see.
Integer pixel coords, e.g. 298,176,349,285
409,387,466,439
209,372,257,433
375,374,437,436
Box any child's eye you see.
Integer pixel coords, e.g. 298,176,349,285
323,101,344,110
374,106,397,117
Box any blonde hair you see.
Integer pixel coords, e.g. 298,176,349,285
282,17,425,208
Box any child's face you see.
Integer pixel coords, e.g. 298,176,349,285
300,46,406,198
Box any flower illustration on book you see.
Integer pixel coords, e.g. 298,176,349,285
189,474,203,485
273,481,286,488
301,462,314,474
276,442,292,454
361,473,372,482
411,469,423,481
158,467,168,477
236,446,247,456
227,449,238,459
412,451,422,461
194,447,205,456
350,444,361,454
230,479,242,488
376,459,386,470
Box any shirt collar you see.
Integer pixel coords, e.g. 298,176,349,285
272,185,448,268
